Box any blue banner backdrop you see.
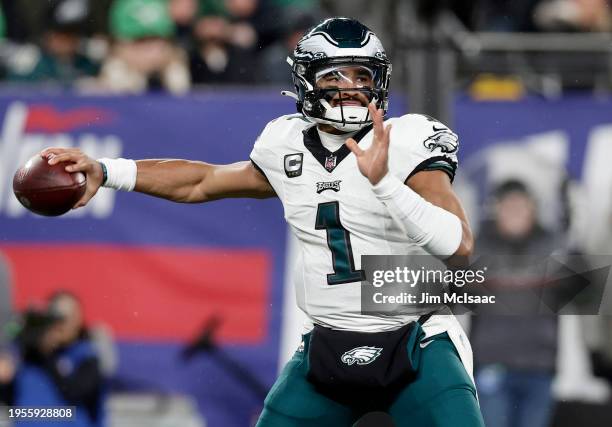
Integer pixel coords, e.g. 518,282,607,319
0,91,610,426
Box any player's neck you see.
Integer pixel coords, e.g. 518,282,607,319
316,126,358,153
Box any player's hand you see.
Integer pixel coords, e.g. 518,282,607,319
345,103,392,185
40,147,104,209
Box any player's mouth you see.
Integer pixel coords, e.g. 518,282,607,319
332,96,368,108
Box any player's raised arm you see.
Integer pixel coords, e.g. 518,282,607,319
346,104,473,259
40,148,275,208
405,170,474,259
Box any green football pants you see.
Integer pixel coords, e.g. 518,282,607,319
256,332,484,427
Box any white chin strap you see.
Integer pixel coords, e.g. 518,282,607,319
318,99,373,131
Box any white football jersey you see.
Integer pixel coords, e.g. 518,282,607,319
250,113,459,332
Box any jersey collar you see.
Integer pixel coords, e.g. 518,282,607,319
302,124,373,173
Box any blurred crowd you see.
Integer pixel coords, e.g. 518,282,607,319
0,288,115,427
0,0,323,93
0,0,608,94
449,0,612,32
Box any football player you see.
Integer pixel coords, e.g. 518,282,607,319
42,17,484,427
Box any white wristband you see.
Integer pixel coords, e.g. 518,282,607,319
372,172,404,198
98,158,137,191
372,172,462,258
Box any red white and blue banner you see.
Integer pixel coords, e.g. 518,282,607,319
0,92,611,425
0,92,298,426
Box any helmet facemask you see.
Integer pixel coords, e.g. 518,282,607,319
284,17,391,131
291,57,391,132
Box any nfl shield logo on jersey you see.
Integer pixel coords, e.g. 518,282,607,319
324,155,337,172
284,153,304,177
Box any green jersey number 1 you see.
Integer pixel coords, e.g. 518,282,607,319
315,201,366,285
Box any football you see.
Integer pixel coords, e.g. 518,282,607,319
13,154,87,217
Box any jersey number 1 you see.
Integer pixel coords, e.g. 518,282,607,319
315,202,366,285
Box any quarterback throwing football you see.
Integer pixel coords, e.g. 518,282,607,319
44,18,484,427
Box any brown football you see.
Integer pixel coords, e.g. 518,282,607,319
13,154,87,217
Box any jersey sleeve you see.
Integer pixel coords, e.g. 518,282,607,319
387,114,459,183
249,120,276,180
249,115,304,198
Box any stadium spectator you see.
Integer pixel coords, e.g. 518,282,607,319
320,0,396,55
474,0,541,31
0,350,15,405
0,292,108,427
534,0,612,31
48,291,115,382
190,0,273,83
5,0,99,87
99,0,190,94
470,180,561,427
169,0,200,50
0,0,46,43
87,0,114,37
258,8,317,85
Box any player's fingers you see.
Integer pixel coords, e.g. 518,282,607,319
367,102,377,120
40,147,67,158
41,147,79,159
50,151,89,166
369,104,384,142
345,138,364,156
368,103,378,122
383,124,392,146
47,152,80,165
73,197,90,209
73,198,90,209
65,160,88,173
73,188,97,209
64,155,94,172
